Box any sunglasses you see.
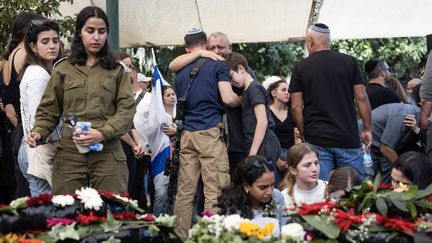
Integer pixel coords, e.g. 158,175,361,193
28,19,59,35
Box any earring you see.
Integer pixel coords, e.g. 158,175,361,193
245,190,249,194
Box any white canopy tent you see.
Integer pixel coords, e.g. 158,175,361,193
57,0,315,47
318,0,432,40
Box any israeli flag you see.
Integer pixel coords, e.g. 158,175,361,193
147,50,175,191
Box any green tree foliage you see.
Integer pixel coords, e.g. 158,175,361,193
332,37,426,81
131,37,425,85
0,0,75,55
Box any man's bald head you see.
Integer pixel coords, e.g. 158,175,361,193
305,23,331,54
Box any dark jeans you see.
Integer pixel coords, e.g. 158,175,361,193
130,155,151,210
121,141,136,194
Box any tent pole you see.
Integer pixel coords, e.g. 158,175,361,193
106,0,119,51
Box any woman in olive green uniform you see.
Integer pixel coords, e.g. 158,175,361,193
27,6,135,194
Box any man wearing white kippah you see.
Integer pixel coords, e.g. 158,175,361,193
289,23,372,181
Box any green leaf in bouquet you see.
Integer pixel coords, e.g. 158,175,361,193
48,222,80,241
148,225,160,236
76,224,102,239
403,185,418,200
102,235,121,243
358,195,373,213
301,215,340,239
366,223,390,232
406,202,418,218
386,231,400,241
415,184,432,200
101,211,122,233
373,173,382,193
390,198,408,212
376,198,388,216
415,200,432,211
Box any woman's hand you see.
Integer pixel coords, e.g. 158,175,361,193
163,126,177,136
73,128,105,146
132,141,145,159
276,158,288,171
404,114,420,134
27,132,41,148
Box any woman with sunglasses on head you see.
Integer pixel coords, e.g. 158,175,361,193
0,12,45,201
216,155,285,220
27,6,135,194
281,143,326,209
18,19,62,196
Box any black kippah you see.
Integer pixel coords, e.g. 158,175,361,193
364,59,379,74
311,23,330,33
314,23,329,29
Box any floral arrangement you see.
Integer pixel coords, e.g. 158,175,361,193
287,174,432,242
0,187,180,242
186,212,306,242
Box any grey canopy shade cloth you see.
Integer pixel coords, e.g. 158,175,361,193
58,0,314,47
318,0,432,40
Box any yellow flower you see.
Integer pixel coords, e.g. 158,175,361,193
239,222,259,236
393,182,409,193
3,233,19,242
257,222,275,239
239,222,274,239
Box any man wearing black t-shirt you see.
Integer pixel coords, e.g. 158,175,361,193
364,58,401,110
289,23,372,181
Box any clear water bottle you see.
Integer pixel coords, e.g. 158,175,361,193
362,143,374,179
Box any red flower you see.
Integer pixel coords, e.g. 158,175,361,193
140,214,156,221
376,215,417,233
46,217,75,228
119,193,130,198
75,211,106,225
23,229,43,235
201,210,214,217
378,182,392,190
25,193,53,206
98,190,115,198
427,195,432,201
112,212,136,221
333,209,365,232
18,238,44,243
0,204,7,208
297,201,337,215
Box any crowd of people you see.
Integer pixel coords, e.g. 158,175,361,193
1,6,432,235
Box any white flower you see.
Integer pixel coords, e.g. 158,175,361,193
223,214,249,231
52,195,75,207
281,223,305,242
75,187,103,211
114,194,129,203
10,197,29,209
156,214,176,228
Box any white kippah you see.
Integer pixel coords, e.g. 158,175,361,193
187,27,203,35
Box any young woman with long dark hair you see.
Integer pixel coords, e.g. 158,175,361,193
27,6,135,194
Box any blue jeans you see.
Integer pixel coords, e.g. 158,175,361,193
153,174,171,216
312,144,365,181
18,141,52,196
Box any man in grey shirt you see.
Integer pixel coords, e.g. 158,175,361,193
359,103,420,183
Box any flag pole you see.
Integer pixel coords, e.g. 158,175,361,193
151,48,156,67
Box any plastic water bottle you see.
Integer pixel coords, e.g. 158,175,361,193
362,143,374,179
